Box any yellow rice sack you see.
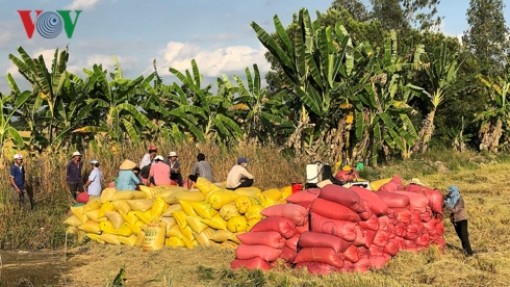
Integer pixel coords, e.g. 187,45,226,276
111,200,131,214
235,187,261,198
166,236,184,248
167,225,184,239
79,220,101,234
186,216,208,233
99,201,115,216
179,200,197,216
160,217,176,236
118,234,137,247
227,216,247,233
208,229,235,243
65,226,78,234
86,233,105,244
130,191,147,199
245,205,264,221
142,222,166,251
139,185,157,199
280,186,293,199
100,187,117,203
173,210,188,229
113,222,133,237
99,220,116,234
151,197,169,218
370,178,393,191
70,205,87,223
195,231,211,247
235,196,256,214
202,213,227,230
64,215,83,227
83,197,102,212
182,236,197,249
257,194,277,208
195,177,220,197
135,232,145,247
261,188,282,201
219,203,240,221
191,201,217,219
178,225,195,242
98,233,121,245
247,218,261,231
110,191,135,201
207,189,239,210
132,210,152,224
122,211,138,226
127,199,154,212
105,211,124,229
220,241,238,249
162,204,182,217
175,190,205,202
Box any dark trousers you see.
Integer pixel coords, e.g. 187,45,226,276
227,178,254,190
68,182,84,199
454,220,473,255
188,174,198,182
171,173,183,187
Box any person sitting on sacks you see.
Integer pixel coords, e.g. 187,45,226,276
139,144,158,185
443,185,474,257
188,153,214,184
149,155,172,186
115,160,141,191
226,157,254,190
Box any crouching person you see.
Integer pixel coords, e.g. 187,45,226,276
226,157,254,190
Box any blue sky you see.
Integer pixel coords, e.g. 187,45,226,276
0,0,509,93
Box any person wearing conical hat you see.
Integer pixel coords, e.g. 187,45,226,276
115,159,141,191
66,151,84,201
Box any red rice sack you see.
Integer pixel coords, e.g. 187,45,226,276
370,254,391,269
298,231,352,253
356,246,370,259
419,208,433,222
378,175,404,192
231,257,271,270
357,200,373,221
310,213,358,241
422,188,443,214
286,188,321,208
319,184,365,213
237,231,285,249
363,229,377,246
250,216,296,239
372,231,390,247
393,208,412,224
384,239,401,256
261,204,308,226
285,234,300,251
235,244,283,261
294,247,344,268
352,226,368,247
311,198,361,222
353,258,371,272
359,215,379,231
393,222,407,238
295,217,309,234
295,261,338,275
377,191,410,208
416,234,430,247
405,223,423,240
342,244,359,263
280,246,298,262
392,191,429,213
340,260,355,272
349,186,388,215
369,244,384,257
377,215,392,232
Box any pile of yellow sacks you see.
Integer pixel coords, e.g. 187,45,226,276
63,178,292,251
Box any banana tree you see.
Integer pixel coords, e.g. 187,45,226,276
8,47,69,147
476,71,510,152
0,85,31,160
412,42,461,154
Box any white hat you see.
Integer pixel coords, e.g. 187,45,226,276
168,151,178,157
13,154,23,160
72,151,82,157
155,155,164,161
90,160,99,165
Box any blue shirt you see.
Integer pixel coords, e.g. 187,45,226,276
66,160,83,184
115,170,141,191
10,164,25,190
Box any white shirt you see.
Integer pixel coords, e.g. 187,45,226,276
226,164,254,189
87,167,103,196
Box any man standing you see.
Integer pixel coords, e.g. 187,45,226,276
226,157,254,190
9,153,26,207
139,144,158,184
84,160,103,199
66,151,84,201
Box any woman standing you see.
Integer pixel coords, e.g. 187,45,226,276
444,185,473,256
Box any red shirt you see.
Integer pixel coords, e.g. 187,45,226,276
149,161,171,185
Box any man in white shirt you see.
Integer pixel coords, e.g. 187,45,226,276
226,157,254,190
84,160,103,197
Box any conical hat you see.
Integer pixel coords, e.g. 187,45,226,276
119,159,137,170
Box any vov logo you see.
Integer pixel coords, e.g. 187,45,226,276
18,10,82,39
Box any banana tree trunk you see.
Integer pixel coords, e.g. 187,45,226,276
479,119,503,152
412,109,436,154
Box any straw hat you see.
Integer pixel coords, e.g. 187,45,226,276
13,154,23,160
168,151,178,157
119,159,137,170
155,155,164,161
410,178,427,186
72,151,82,157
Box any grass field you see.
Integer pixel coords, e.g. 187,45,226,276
1,145,509,286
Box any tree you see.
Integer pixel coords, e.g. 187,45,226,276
463,0,510,77
330,0,369,21
370,0,442,31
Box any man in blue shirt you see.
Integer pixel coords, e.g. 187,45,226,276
9,153,26,207
66,151,84,201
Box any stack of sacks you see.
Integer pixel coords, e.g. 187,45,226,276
230,176,445,274
64,178,293,250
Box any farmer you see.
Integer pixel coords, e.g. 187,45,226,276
166,151,183,186
226,157,254,190
139,144,158,184
444,185,473,256
188,153,214,183
115,159,141,191
66,151,84,201
83,160,103,200
149,155,172,186
9,153,28,207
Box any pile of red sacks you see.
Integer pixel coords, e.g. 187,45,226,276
231,176,445,274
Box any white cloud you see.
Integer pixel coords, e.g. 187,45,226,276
66,0,102,10
156,41,270,78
